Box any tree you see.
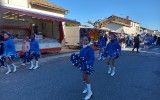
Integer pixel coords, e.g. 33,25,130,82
87,20,102,28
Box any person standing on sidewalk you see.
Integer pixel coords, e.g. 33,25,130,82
29,34,40,70
104,34,121,76
80,35,95,100
132,34,140,53
21,36,30,66
3,32,17,74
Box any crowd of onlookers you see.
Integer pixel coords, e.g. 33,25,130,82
116,33,159,49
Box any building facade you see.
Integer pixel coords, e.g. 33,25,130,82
99,15,140,35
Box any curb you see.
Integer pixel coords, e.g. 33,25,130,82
0,51,79,75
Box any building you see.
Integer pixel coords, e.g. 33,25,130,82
99,15,140,36
0,0,80,53
140,27,155,35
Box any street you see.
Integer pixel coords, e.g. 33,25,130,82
0,47,160,100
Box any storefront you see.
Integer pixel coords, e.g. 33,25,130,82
0,4,80,54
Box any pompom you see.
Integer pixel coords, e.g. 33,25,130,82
93,42,98,47
70,53,80,67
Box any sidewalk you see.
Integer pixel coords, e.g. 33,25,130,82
0,47,79,75
140,44,160,53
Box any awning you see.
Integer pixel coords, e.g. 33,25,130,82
0,5,80,25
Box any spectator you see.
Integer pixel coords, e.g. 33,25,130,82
132,34,140,53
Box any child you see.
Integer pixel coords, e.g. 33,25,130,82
29,34,40,70
97,32,106,60
3,32,17,74
79,35,95,100
21,36,30,66
104,34,121,76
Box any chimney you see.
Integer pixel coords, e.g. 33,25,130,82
126,16,129,20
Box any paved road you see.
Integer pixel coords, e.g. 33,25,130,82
0,48,160,100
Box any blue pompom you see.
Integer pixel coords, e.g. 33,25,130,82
70,53,80,67
93,42,98,47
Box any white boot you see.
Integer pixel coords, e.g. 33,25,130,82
29,61,34,69
33,61,39,69
98,57,101,60
5,65,11,75
111,67,115,76
82,88,88,94
84,84,92,100
98,53,103,60
82,82,87,94
108,65,112,74
11,64,17,72
102,57,105,60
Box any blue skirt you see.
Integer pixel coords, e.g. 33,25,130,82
3,52,20,60
107,52,120,59
29,51,41,58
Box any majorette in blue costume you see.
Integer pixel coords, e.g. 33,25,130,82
94,31,106,60
70,35,95,100
104,34,121,76
29,34,41,70
3,32,20,74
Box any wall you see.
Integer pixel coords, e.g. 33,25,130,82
1,18,30,26
130,22,140,34
52,21,59,39
0,0,8,4
0,0,29,8
105,23,123,33
32,19,59,39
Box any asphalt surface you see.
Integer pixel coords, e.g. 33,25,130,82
0,47,160,100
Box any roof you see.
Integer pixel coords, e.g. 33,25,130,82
30,0,67,12
0,5,80,25
101,15,139,25
112,15,139,24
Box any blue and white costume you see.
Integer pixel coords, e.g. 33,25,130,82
30,39,41,58
3,38,19,60
29,38,41,69
70,45,95,75
104,40,121,59
3,38,16,56
98,37,106,49
3,34,19,74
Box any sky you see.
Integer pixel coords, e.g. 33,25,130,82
49,0,160,31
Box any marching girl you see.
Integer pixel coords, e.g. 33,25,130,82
79,35,95,100
21,36,30,66
3,32,17,74
97,32,106,60
29,34,40,70
104,34,121,76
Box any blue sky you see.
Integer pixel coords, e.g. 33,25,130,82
49,0,160,31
